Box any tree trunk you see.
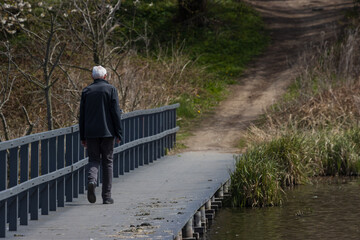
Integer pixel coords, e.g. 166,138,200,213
44,88,53,131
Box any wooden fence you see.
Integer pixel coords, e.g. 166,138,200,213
0,104,179,238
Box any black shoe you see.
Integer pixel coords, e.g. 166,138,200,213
87,182,96,203
103,198,114,204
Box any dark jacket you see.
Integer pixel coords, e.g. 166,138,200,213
79,79,123,141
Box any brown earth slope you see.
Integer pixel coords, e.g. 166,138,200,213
183,0,353,153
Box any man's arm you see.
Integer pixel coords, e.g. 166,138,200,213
110,88,123,142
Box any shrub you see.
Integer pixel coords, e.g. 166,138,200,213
230,150,283,207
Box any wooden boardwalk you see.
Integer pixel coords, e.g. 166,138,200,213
6,151,235,240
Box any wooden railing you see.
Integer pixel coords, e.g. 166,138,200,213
0,103,179,238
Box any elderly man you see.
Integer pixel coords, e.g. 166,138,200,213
79,65,122,204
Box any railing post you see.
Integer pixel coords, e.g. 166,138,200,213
135,116,139,169
173,108,177,148
156,113,160,159
139,116,144,166
65,132,73,202
113,153,119,178
119,121,125,175
124,119,130,173
0,150,7,237
57,135,65,207
130,118,135,171
113,141,119,178
49,137,57,212
161,111,165,157
40,139,49,216
30,141,39,220
169,110,173,149
79,143,85,194
72,131,79,198
144,115,149,165
151,114,156,162
124,150,130,173
119,152,124,175
165,110,169,150
148,114,153,163
8,147,19,231
19,144,29,225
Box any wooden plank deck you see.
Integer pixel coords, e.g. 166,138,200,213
6,151,235,240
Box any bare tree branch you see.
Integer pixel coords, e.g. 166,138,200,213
48,43,67,84
102,0,122,29
22,106,34,136
0,112,10,141
9,59,45,89
57,65,81,96
59,63,91,72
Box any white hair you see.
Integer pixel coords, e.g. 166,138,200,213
92,65,107,79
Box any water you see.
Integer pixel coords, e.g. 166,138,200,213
207,179,360,240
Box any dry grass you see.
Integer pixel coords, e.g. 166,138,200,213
107,46,205,112
0,44,205,139
231,28,360,207
247,27,360,142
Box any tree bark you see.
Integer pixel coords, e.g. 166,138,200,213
45,88,53,131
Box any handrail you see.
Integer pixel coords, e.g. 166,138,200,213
0,103,180,151
0,126,73,151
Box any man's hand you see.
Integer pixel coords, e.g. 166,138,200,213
81,140,87,148
116,138,121,144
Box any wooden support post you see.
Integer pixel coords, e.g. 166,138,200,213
119,151,124,175
182,218,195,240
72,132,79,198
30,141,39,220
8,147,19,231
49,137,57,212
216,185,224,199
212,194,222,210
40,139,49,216
79,144,85,194
113,153,119,178
194,210,205,236
200,205,207,231
205,199,215,223
19,144,29,226
175,232,182,240
224,181,229,193
57,135,65,207
65,133,73,203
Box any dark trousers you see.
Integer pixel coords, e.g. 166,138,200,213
87,137,114,200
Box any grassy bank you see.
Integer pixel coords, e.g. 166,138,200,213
230,24,360,207
231,128,360,207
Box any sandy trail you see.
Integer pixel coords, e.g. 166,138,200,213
183,0,353,153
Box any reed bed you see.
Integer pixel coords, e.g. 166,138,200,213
231,27,360,207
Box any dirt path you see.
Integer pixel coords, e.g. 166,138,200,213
183,0,353,153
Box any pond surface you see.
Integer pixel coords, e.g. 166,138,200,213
207,179,360,240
